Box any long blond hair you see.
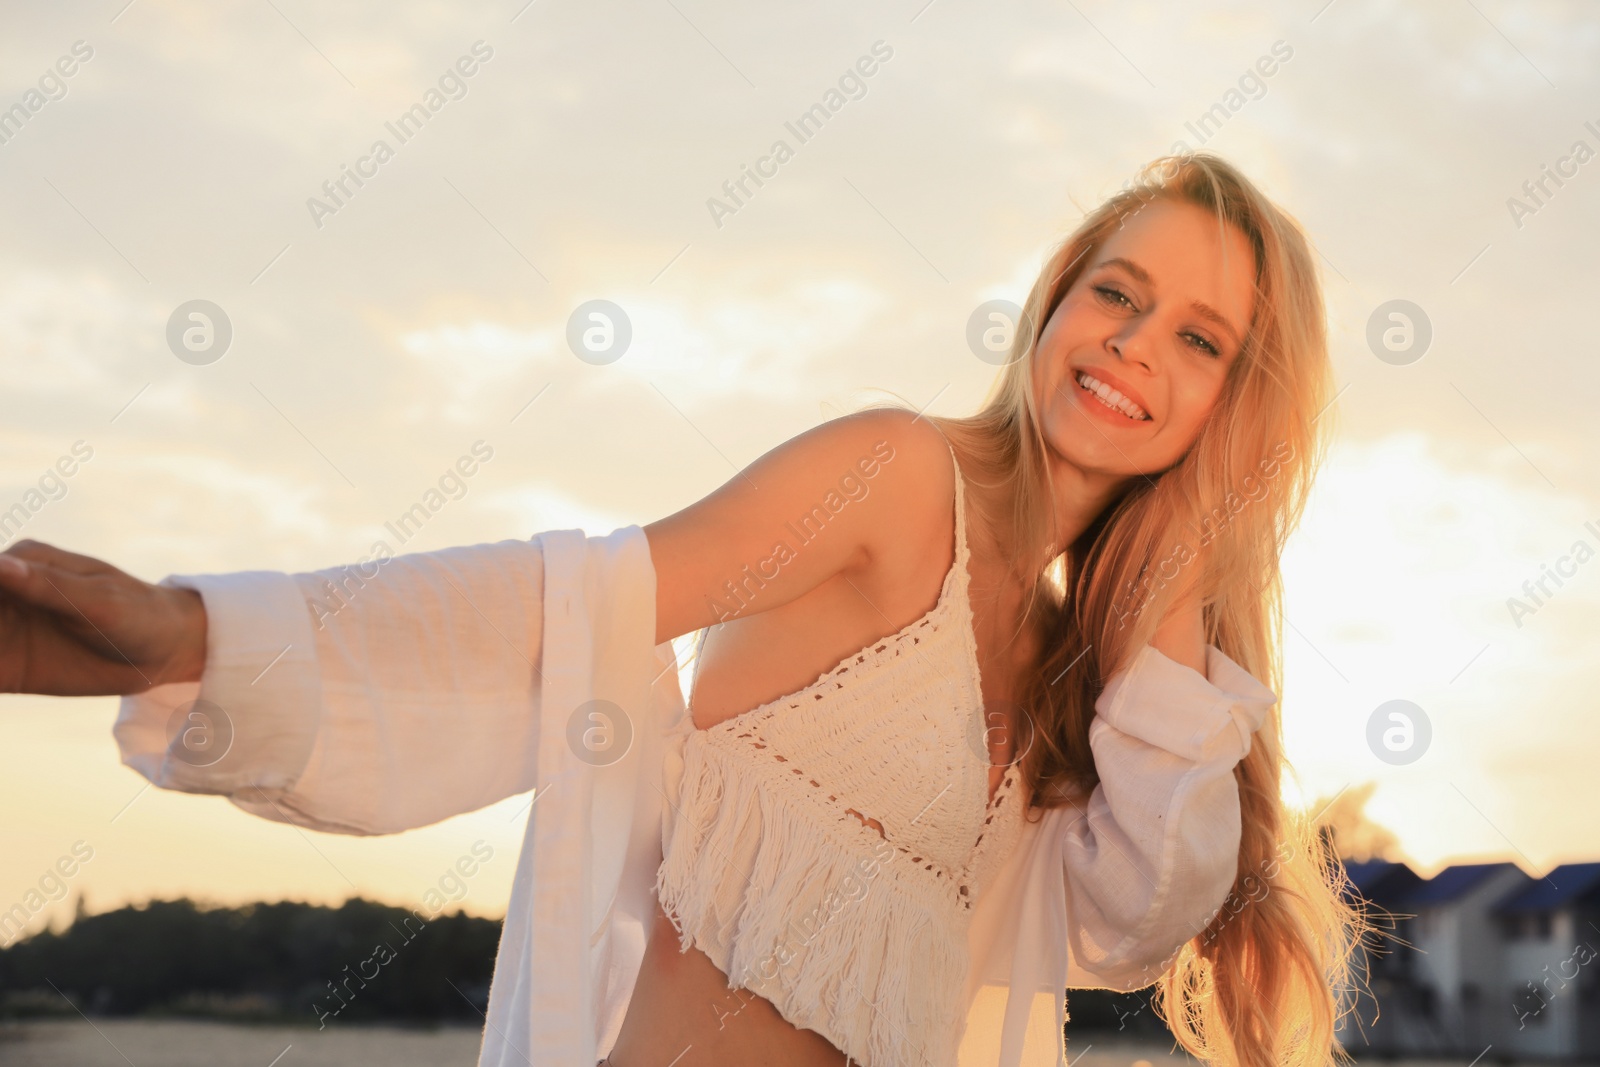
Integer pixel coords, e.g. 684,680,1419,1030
900,153,1365,1065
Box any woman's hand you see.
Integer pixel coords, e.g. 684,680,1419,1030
0,540,207,697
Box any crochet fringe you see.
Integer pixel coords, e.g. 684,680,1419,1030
656,738,971,1067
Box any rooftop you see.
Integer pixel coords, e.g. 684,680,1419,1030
1399,862,1522,907
1493,861,1600,915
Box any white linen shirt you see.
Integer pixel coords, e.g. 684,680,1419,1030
113,524,1279,1067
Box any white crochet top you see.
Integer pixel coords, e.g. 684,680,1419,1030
656,440,1028,1067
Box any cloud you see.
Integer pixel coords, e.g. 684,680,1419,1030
1281,431,1600,866
397,320,557,418
477,483,630,539
0,271,160,396
598,277,888,404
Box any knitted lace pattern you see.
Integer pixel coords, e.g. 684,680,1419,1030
655,441,1028,1067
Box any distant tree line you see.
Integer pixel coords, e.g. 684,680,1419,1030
0,897,498,1025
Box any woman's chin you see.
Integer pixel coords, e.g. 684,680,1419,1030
1040,433,1146,483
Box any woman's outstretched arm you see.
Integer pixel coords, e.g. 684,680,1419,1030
0,408,930,696
0,408,938,834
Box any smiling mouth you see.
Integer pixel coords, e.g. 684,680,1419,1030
1074,371,1151,422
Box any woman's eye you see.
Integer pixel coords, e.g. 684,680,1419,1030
1093,285,1131,309
1184,331,1221,357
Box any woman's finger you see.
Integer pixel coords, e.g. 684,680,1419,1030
0,555,116,624
1,538,118,577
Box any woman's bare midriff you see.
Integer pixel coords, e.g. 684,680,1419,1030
604,900,853,1067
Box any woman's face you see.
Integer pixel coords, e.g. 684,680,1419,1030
1032,197,1257,482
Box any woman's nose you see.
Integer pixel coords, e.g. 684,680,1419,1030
1107,325,1155,373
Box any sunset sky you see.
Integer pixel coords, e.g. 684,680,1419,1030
2,0,1596,937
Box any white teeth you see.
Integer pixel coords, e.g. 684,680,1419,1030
1075,372,1150,421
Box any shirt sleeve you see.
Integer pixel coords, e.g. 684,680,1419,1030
1060,642,1279,991
111,538,549,836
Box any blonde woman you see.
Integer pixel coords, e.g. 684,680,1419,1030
0,153,1363,1066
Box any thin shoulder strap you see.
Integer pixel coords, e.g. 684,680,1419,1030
946,440,969,574
926,424,970,580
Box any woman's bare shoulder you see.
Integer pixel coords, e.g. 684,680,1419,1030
823,405,961,557
816,406,959,492
643,407,958,645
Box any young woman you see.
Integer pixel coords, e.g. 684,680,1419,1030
0,153,1362,1066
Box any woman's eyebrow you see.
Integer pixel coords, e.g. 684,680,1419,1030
1189,300,1242,346
1098,256,1152,286
1096,256,1242,346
